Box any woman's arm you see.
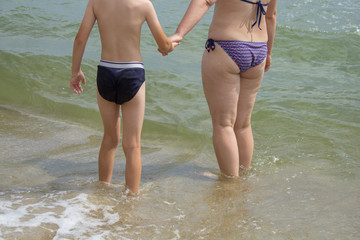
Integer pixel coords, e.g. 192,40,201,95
171,0,216,42
265,0,277,72
70,0,96,93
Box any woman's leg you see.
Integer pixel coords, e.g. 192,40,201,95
235,61,266,169
201,44,242,176
121,83,145,194
97,91,121,183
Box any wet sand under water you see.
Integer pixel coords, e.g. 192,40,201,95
0,106,359,239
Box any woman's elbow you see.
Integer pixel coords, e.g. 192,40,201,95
205,0,216,7
266,9,277,21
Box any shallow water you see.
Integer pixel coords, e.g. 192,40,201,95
1,0,360,239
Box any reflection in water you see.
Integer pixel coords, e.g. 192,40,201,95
201,175,253,239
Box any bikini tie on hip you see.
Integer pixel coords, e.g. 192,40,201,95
205,39,216,52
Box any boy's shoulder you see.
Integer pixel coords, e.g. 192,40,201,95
91,0,154,15
91,0,153,7
128,0,155,15
132,0,154,9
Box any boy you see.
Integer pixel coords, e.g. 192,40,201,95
70,0,176,194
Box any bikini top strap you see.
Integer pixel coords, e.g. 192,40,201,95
240,0,269,30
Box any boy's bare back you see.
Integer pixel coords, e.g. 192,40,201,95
93,0,147,62
71,0,175,93
82,0,172,62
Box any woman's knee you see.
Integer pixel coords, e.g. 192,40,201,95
211,109,237,128
234,120,251,133
212,117,236,134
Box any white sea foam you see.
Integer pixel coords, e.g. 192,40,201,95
0,191,126,239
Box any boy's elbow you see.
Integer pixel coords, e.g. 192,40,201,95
74,34,87,46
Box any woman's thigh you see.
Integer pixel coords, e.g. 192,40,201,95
235,61,266,128
201,44,240,126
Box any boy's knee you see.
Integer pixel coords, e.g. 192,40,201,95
122,137,141,150
103,133,121,148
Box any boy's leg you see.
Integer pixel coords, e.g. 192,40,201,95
97,91,121,183
235,61,265,169
121,83,145,194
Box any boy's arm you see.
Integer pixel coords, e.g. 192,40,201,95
170,0,216,43
70,0,96,94
265,0,277,72
145,1,175,53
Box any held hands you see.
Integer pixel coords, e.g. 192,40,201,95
169,33,183,45
158,41,180,56
70,70,86,94
158,33,183,56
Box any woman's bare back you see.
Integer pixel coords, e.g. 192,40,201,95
209,0,270,42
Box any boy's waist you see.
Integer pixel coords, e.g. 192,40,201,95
99,60,144,69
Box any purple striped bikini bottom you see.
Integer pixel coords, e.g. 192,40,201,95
205,39,267,73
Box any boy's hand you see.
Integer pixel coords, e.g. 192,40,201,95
158,41,180,56
70,70,86,94
159,33,182,56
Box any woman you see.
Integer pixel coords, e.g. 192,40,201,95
169,0,277,176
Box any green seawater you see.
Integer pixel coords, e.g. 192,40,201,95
0,0,359,239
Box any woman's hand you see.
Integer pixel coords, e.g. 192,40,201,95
265,54,271,72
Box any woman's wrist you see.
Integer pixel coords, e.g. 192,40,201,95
174,31,184,41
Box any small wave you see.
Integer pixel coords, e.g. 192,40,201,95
0,187,135,239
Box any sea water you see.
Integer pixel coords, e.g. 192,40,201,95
0,0,359,239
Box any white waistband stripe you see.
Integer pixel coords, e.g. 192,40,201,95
99,60,144,69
